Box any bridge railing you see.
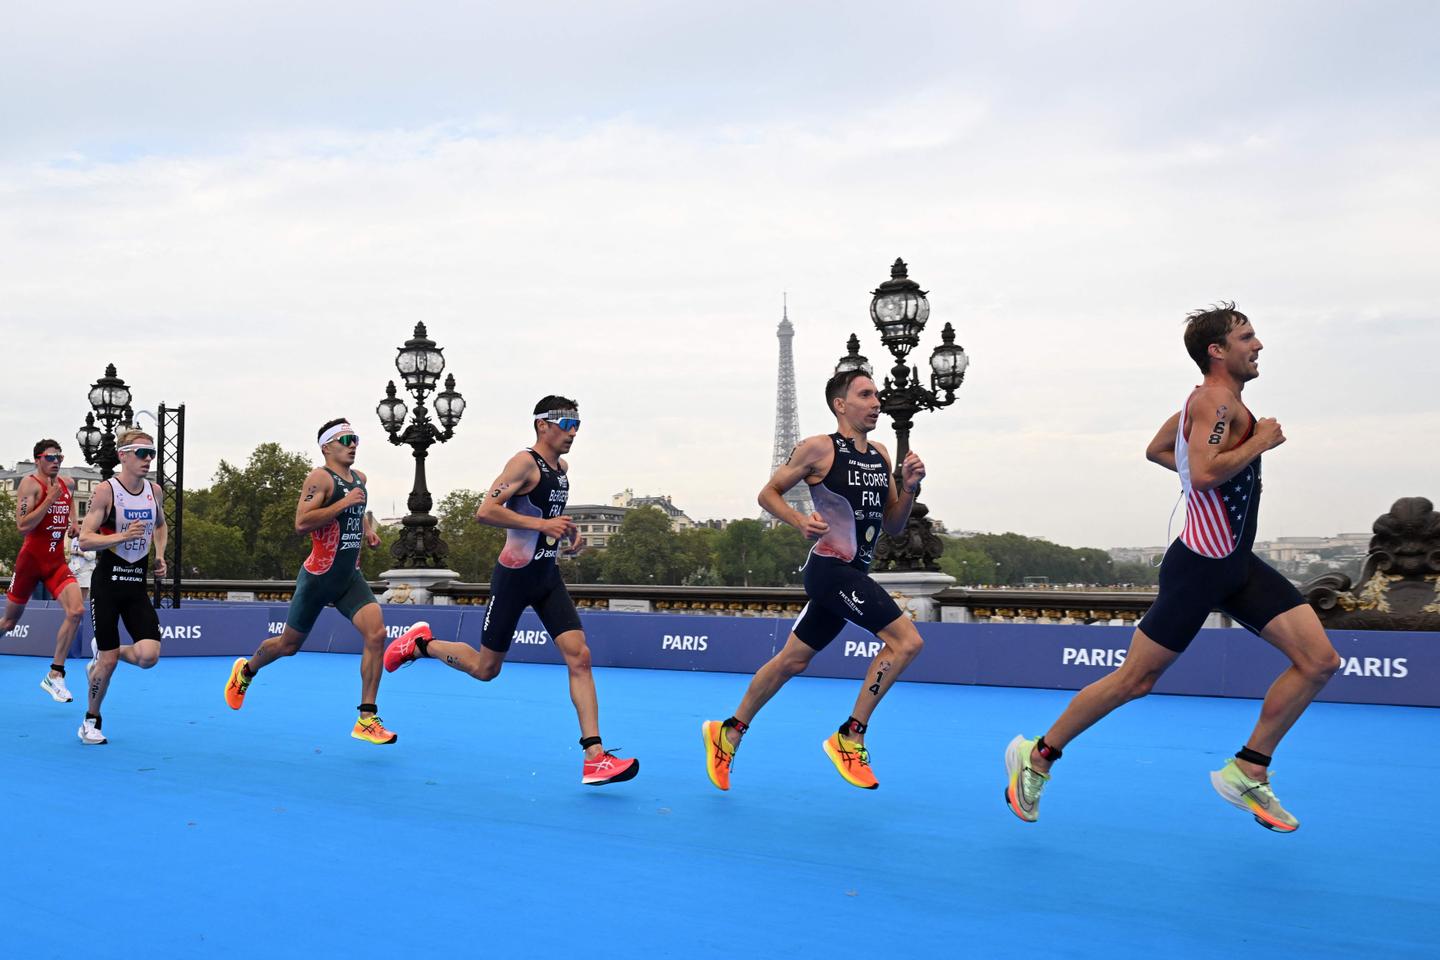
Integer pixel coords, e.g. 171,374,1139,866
43,577,1168,624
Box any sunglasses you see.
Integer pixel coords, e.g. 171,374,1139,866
544,418,581,432
41,453,64,464
127,448,157,460
335,434,359,448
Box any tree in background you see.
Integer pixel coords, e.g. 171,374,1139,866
435,489,506,582
360,522,402,581
602,507,681,584
763,523,810,584
0,489,21,573
940,532,1157,587
194,443,314,578
937,538,997,585
676,527,720,585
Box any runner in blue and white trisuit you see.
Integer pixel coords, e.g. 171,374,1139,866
1004,302,1341,832
383,395,639,786
702,368,927,792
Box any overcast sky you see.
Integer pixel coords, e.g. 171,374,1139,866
2,2,1437,549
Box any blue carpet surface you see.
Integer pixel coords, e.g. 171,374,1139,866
2,653,1435,959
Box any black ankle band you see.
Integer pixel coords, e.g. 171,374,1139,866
51,664,65,677
841,717,867,737
358,703,378,714
1036,736,1063,761
86,712,100,724
579,736,602,750
722,717,749,735
1236,746,1272,767
416,636,431,658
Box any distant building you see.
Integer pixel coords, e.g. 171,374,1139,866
1108,545,1169,566
569,504,629,549
610,489,695,532
0,460,105,520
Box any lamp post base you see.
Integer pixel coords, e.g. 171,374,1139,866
379,567,460,605
871,570,956,622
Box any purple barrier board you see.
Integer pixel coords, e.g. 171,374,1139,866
113,606,275,656
5,601,1435,708
3,607,77,658
910,622,1440,708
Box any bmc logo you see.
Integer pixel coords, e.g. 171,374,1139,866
513,630,549,645
1062,647,1127,667
1340,656,1408,678
160,624,203,640
4,624,31,638
844,640,882,658
662,635,708,651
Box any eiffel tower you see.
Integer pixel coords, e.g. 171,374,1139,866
765,294,812,522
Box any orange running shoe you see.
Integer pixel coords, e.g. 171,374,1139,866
822,731,879,789
225,658,252,710
352,714,398,744
384,621,432,672
701,719,740,791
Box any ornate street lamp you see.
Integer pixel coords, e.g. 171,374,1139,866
836,258,969,571
77,363,135,479
376,323,465,568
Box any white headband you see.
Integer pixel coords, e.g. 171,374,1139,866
536,409,579,422
318,423,355,447
118,442,154,452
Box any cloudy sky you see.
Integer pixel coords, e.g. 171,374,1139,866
2,2,1436,549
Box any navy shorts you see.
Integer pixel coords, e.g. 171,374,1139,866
792,554,905,651
481,563,582,653
1138,540,1306,653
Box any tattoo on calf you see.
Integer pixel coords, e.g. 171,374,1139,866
868,658,893,697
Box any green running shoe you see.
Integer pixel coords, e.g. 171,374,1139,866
1004,735,1049,823
1210,758,1299,833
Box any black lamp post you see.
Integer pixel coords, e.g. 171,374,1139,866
77,364,135,480
835,258,969,572
376,323,466,569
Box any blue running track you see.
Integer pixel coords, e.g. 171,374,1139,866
2,653,1435,959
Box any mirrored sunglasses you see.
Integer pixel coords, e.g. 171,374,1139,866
335,434,360,448
544,418,581,431
41,453,65,464
128,447,157,460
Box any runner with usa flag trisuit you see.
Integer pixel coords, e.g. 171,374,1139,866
1003,302,1341,832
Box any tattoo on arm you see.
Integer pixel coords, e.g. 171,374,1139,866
1207,406,1229,446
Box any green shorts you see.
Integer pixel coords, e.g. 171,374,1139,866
285,567,377,635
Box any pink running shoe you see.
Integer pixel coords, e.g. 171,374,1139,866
582,750,640,786
383,621,432,673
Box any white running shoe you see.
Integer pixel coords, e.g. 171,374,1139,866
77,717,107,745
41,673,74,703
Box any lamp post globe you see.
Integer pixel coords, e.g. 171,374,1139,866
395,322,445,395
834,333,874,376
869,258,930,362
